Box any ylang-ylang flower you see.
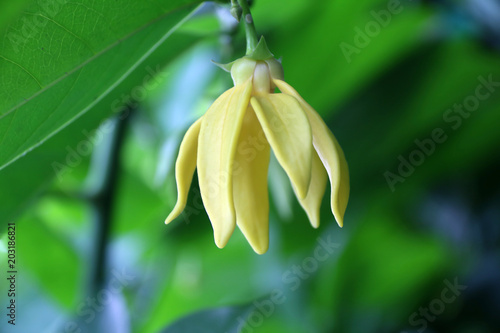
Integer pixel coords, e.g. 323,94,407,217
166,39,349,254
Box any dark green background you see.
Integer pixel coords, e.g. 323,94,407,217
1,0,499,332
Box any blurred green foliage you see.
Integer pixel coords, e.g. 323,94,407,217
1,0,500,333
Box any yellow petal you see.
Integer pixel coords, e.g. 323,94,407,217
296,150,328,228
197,80,253,248
233,107,271,254
274,79,349,227
165,117,202,224
250,94,312,199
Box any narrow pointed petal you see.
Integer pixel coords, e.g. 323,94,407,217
198,80,253,248
250,94,312,199
165,118,202,224
233,107,271,254
296,151,328,228
274,79,349,227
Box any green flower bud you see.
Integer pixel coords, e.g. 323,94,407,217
231,56,284,94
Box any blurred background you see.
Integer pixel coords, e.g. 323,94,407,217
1,0,499,332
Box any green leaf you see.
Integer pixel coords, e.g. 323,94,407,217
0,1,31,33
0,0,203,170
0,21,202,228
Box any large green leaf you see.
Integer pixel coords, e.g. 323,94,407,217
0,6,204,229
0,0,203,170
0,1,31,33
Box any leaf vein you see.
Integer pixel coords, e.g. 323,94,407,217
23,12,97,55
0,55,43,88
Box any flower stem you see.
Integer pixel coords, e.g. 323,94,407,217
237,0,259,55
87,109,131,292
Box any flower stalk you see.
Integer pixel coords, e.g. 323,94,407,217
237,0,259,55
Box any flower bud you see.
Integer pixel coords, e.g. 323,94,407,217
231,57,284,95
252,62,271,95
231,58,257,86
230,4,243,22
265,58,284,82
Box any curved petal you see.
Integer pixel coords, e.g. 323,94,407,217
274,79,349,227
250,94,312,199
296,150,328,228
233,107,271,254
198,80,252,248
165,118,203,224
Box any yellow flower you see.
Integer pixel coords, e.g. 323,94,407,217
165,55,349,254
